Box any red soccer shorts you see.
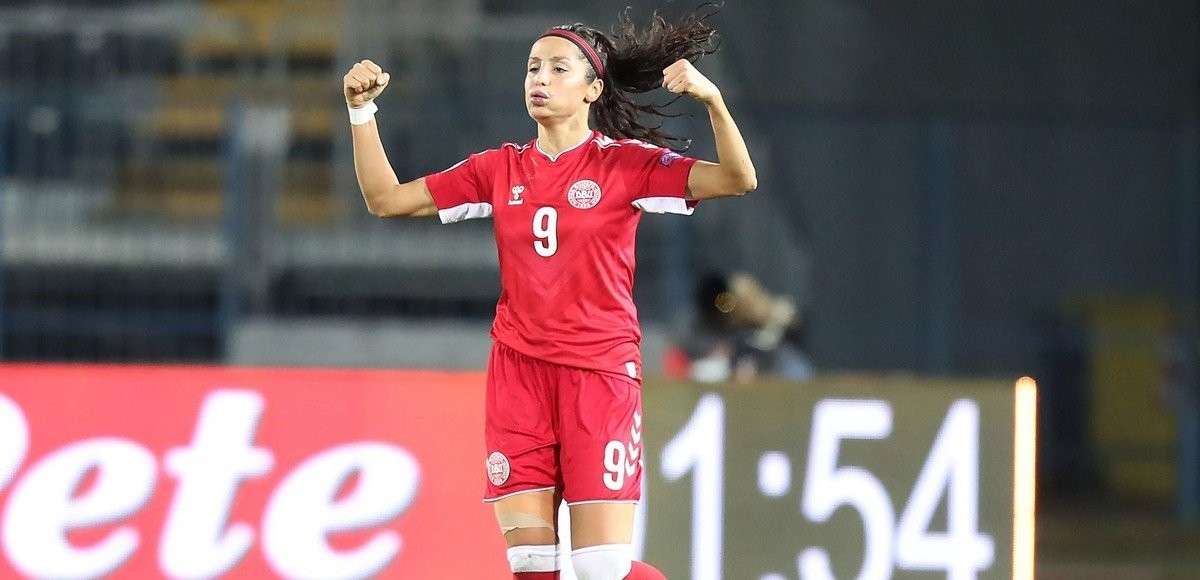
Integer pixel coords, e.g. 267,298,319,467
483,341,644,504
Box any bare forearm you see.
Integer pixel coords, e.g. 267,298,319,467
343,60,435,217
351,120,401,213
704,93,757,192
665,58,757,199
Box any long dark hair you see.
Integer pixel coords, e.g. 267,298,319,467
552,5,719,150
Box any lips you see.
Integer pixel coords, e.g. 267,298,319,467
529,90,549,105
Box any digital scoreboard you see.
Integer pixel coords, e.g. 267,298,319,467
637,376,1035,580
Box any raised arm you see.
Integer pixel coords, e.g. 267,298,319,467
661,59,757,200
344,59,438,218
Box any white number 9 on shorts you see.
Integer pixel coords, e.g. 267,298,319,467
602,436,641,491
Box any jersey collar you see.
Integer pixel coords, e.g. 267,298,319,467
533,131,596,162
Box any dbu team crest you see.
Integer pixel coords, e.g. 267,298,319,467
487,451,511,485
567,179,602,209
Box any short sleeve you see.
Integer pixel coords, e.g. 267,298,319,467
424,150,498,224
628,146,699,215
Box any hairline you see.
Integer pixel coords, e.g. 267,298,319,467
527,55,582,63
529,36,598,74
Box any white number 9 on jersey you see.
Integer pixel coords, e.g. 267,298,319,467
533,207,558,257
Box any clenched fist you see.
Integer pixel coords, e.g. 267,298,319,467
662,59,720,105
344,59,391,108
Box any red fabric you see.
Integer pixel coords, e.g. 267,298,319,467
625,561,667,579
484,341,644,504
514,572,560,580
425,132,697,380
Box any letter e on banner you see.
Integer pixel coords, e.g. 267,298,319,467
263,443,420,579
3,439,156,579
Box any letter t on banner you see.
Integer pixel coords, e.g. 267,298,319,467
160,390,274,578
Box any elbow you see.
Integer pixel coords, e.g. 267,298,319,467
364,199,390,218
363,192,401,218
741,174,758,194
369,204,411,218
730,171,757,196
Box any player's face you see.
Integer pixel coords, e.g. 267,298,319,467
525,36,602,122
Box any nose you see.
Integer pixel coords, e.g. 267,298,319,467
534,67,551,86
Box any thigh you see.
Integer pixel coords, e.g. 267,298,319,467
557,370,643,504
569,501,637,549
485,342,560,500
493,488,561,547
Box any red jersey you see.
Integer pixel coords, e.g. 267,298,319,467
424,131,697,381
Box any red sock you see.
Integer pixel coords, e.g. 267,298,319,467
624,561,667,579
513,573,559,579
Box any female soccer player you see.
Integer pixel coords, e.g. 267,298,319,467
345,8,755,579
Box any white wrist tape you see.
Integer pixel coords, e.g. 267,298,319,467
348,101,378,125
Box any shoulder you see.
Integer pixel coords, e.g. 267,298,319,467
590,135,688,172
481,141,531,158
449,141,529,170
588,134,667,158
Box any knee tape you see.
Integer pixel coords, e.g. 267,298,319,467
507,544,559,573
571,544,632,580
495,510,555,535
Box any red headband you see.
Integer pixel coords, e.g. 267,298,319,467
539,28,605,77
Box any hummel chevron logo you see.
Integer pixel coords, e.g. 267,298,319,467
625,411,644,477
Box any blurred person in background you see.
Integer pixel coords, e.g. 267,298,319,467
666,271,814,384
343,6,755,580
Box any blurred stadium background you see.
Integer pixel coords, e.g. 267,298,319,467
0,0,1198,577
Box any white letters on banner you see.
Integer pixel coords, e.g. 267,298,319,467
4,438,156,580
263,443,420,579
0,390,420,579
160,390,274,578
